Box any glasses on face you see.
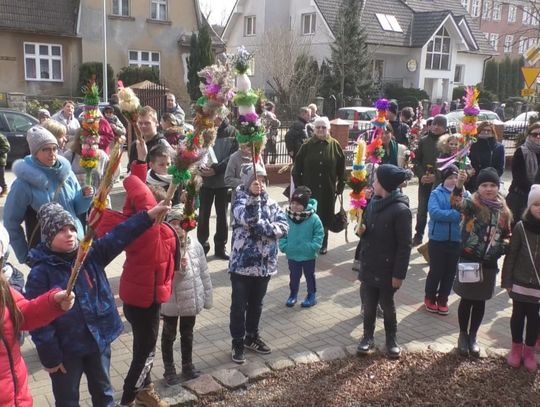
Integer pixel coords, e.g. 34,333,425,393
530,132,540,138
41,146,58,153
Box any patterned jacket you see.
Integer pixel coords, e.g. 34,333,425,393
229,186,288,277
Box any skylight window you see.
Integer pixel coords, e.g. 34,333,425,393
376,14,403,32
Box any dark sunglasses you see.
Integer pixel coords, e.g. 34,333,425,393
529,132,540,138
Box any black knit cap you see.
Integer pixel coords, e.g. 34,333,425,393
476,167,500,188
376,164,408,192
441,164,459,183
291,186,312,208
388,101,398,115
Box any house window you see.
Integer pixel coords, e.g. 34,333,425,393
519,36,528,54
247,58,255,76
508,5,516,23
461,0,469,10
425,27,451,70
375,14,403,32
151,0,167,20
24,42,62,81
523,6,531,25
504,35,513,53
454,64,465,83
529,38,538,49
302,13,316,35
244,16,256,36
482,0,491,19
128,50,160,73
492,2,501,21
489,33,499,50
471,0,480,17
112,0,129,16
372,59,384,82
533,11,540,26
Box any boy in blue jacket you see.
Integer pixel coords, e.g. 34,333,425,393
425,164,462,315
25,201,169,406
279,186,324,307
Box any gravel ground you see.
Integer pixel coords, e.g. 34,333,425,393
198,351,540,407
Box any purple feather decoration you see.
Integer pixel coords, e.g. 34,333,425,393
375,98,390,110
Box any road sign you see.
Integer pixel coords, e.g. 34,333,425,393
521,88,535,97
524,45,540,65
521,67,540,88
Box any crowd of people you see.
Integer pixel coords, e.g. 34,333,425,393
0,94,539,407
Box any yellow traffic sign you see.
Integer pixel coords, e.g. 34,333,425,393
522,88,535,97
522,67,540,88
524,45,540,65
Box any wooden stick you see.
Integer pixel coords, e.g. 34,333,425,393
156,181,178,224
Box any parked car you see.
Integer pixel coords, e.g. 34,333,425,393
503,111,538,140
0,108,38,165
444,109,501,133
337,107,377,139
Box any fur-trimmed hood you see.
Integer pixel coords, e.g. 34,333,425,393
12,155,72,190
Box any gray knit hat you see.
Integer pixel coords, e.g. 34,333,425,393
27,125,58,156
166,204,184,222
432,114,448,129
38,202,76,248
241,163,267,188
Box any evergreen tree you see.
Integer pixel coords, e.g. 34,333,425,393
483,60,499,96
510,58,521,97
502,56,512,100
186,24,215,101
498,60,507,100
327,0,371,107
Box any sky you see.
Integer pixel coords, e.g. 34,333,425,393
200,0,236,25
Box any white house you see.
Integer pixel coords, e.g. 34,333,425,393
222,0,497,103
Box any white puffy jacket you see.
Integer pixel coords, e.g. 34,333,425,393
161,240,213,317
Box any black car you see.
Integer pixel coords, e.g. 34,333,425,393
0,108,38,165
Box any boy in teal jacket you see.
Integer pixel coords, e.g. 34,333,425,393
279,186,324,307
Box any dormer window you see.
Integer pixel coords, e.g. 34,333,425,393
375,14,403,33
425,27,451,70
244,16,256,36
302,13,316,35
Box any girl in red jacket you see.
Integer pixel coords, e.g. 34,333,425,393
0,274,74,406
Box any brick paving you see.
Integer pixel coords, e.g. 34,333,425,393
2,169,516,406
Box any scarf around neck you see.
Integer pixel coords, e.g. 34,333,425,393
479,195,503,210
286,207,314,224
523,211,540,234
521,139,540,184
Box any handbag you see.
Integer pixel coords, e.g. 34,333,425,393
329,193,348,234
512,222,540,299
458,262,483,283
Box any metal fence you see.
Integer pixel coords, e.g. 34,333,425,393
133,82,168,119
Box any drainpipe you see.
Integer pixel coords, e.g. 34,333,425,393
482,54,493,84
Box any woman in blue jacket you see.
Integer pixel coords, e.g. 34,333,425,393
424,165,462,315
279,186,324,308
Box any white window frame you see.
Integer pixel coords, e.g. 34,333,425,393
301,13,316,35
508,5,517,23
519,36,528,54
533,11,540,26
482,0,491,20
24,42,63,82
375,14,403,32
489,33,499,50
523,6,531,25
529,38,538,49
425,27,451,70
128,50,160,73
461,0,470,11
112,0,129,16
151,0,167,21
471,0,480,17
492,2,501,21
454,64,465,83
504,35,513,53
244,16,256,36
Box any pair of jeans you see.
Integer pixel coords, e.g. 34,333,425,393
425,240,460,304
121,303,161,404
415,183,433,237
161,315,196,374
49,346,113,407
229,273,271,347
362,283,397,338
197,186,229,252
288,259,316,296
510,300,540,346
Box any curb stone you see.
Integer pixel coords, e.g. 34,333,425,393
345,344,359,356
316,346,347,361
486,347,507,358
182,374,223,396
157,382,198,406
266,357,295,370
428,343,455,353
402,341,429,353
238,361,271,379
290,351,320,365
211,368,248,389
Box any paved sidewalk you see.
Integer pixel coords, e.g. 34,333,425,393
4,174,516,406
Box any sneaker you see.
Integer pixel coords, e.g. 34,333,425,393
437,301,449,315
135,383,168,407
424,297,438,313
231,344,246,364
163,373,181,386
244,336,272,354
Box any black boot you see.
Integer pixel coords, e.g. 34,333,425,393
181,363,201,380
356,336,375,355
320,229,328,254
457,331,469,356
386,333,401,359
215,246,230,260
468,334,480,357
